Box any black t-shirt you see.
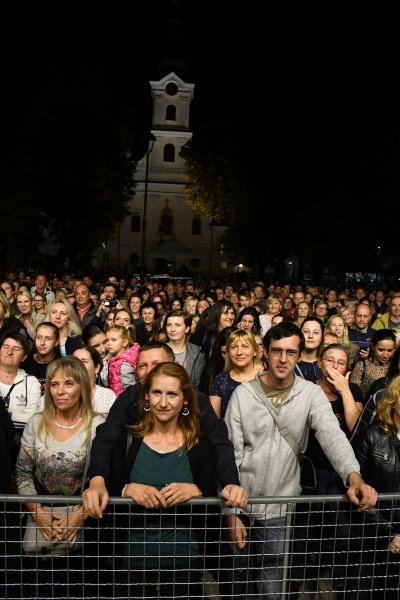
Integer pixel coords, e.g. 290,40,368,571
21,354,50,392
306,382,363,471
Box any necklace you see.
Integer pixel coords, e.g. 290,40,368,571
55,417,82,430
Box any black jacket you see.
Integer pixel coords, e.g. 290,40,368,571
88,383,240,489
354,424,400,533
0,316,27,341
109,434,217,497
355,425,400,494
65,335,82,356
0,401,15,492
73,301,101,329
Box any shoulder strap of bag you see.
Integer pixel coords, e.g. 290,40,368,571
249,378,302,462
2,382,18,409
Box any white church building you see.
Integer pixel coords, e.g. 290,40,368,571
102,72,228,278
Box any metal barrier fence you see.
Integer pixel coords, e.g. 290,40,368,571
1,493,400,599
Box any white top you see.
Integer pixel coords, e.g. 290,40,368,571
92,384,116,416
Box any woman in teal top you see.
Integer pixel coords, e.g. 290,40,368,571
117,362,216,600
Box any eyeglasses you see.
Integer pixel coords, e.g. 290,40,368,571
33,298,44,302
269,347,299,359
323,357,347,368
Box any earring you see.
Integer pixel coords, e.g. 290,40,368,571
181,404,189,416
144,402,151,412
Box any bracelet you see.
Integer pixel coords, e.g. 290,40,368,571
122,484,128,497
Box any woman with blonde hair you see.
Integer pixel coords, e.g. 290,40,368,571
259,293,284,336
349,374,400,596
45,297,82,356
337,304,355,329
183,296,198,317
209,329,262,418
16,289,45,340
0,290,27,339
15,356,104,597
324,314,359,368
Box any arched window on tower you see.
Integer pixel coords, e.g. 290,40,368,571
166,105,176,121
131,212,141,233
159,203,173,236
163,144,175,162
192,215,202,235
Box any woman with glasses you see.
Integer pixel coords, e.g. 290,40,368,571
298,343,364,593
32,293,47,315
324,314,359,369
313,299,329,324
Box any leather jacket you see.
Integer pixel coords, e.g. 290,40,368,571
354,425,400,533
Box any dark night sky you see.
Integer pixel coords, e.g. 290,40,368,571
1,2,400,272
2,3,398,186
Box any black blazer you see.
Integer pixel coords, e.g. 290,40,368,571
88,383,240,489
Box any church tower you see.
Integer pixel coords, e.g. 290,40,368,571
106,72,225,278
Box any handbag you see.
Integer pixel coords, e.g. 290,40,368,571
249,379,317,491
22,432,93,556
23,505,84,556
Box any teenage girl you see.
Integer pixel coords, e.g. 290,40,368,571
105,325,140,396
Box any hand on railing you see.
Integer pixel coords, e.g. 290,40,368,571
160,482,202,506
220,484,249,508
82,476,109,519
123,483,168,509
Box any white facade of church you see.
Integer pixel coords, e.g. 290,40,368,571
103,72,227,278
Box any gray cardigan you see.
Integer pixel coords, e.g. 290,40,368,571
224,372,360,520
181,342,206,391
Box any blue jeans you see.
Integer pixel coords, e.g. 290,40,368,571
233,516,286,600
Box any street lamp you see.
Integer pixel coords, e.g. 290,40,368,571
140,131,156,284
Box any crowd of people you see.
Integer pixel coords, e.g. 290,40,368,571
1,268,400,598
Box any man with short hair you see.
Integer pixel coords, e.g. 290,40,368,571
293,290,306,306
83,341,248,519
348,302,375,361
224,322,377,599
95,282,121,325
30,273,55,303
252,283,266,308
372,294,400,333
73,284,100,328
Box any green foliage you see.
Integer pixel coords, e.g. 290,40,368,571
182,121,245,223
